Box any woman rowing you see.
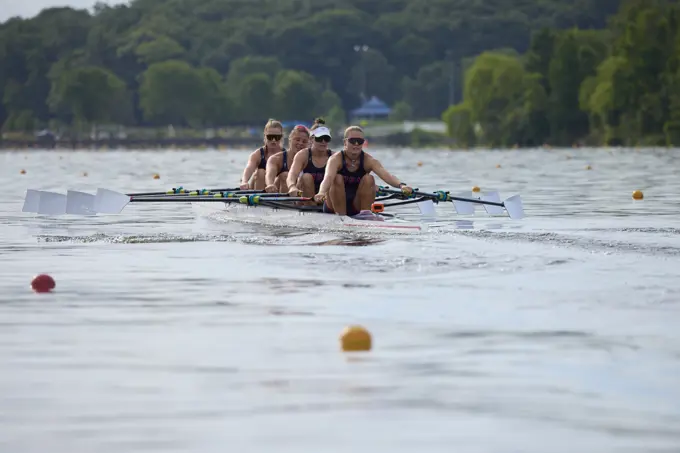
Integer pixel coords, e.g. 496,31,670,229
239,119,284,190
314,125,413,216
264,124,310,193
286,118,334,198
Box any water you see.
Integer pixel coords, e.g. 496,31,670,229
1,147,679,453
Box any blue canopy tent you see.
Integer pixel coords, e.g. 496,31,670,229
351,96,392,119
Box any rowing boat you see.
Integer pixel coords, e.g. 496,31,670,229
191,198,427,233
20,185,525,234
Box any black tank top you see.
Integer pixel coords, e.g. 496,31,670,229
339,150,366,189
258,147,286,169
303,148,332,192
277,150,288,176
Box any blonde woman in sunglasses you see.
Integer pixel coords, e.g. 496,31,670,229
314,125,413,217
239,119,285,190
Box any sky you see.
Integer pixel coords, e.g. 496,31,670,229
0,0,125,22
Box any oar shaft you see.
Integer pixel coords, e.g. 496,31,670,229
129,187,250,197
129,195,310,204
130,192,291,201
447,196,504,207
377,186,505,207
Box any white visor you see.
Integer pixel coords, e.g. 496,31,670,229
311,126,331,138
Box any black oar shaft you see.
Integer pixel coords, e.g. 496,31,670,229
378,187,505,208
128,187,242,197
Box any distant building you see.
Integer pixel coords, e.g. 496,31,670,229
350,96,391,120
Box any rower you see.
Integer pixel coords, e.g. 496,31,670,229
264,124,310,193
314,125,413,216
240,119,284,190
287,118,334,198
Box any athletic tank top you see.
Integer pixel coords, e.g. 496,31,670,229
303,148,332,192
339,150,366,189
277,150,288,176
258,147,286,169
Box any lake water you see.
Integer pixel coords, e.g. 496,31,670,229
1,147,679,453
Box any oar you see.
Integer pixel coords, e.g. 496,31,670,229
376,186,525,219
126,186,242,196
44,189,309,216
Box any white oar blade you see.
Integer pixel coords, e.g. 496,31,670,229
66,190,97,215
452,192,475,215
22,189,41,213
481,191,505,216
94,188,131,214
37,191,67,215
504,194,525,219
417,199,437,219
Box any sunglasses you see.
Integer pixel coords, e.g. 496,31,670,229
347,137,365,145
314,135,331,143
266,134,282,141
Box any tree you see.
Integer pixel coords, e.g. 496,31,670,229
273,70,321,120
139,60,212,125
48,65,131,125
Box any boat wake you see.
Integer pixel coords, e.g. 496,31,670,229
35,232,387,247
445,228,680,257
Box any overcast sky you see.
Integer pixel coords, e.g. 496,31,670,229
0,0,125,22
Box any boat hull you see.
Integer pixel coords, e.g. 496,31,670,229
191,201,423,233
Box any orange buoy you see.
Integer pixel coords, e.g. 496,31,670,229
632,190,643,200
153,173,160,179
472,186,481,193
31,274,55,293
340,325,372,351
20,169,26,174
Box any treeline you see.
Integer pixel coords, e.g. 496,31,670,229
444,0,680,147
0,0,620,137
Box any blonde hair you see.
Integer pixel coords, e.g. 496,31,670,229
263,119,283,133
344,125,364,138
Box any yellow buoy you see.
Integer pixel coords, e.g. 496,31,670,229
472,186,481,193
632,190,643,200
153,173,160,179
496,164,501,168
340,325,372,352
20,169,26,174
585,165,592,170
417,161,423,167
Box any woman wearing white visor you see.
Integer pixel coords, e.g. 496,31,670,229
287,118,335,198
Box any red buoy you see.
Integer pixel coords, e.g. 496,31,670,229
31,274,55,293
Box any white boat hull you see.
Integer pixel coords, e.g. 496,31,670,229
191,201,424,233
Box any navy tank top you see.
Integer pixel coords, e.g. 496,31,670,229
339,150,366,190
303,148,332,192
258,147,286,170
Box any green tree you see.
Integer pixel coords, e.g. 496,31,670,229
273,70,321,120
139,60,214,125
48,65,131,125
234,73,275,125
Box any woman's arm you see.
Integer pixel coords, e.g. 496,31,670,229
286,149,308,193
240,150,260,188
365,154,412,193
315,153,341,201
265,153,282,188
